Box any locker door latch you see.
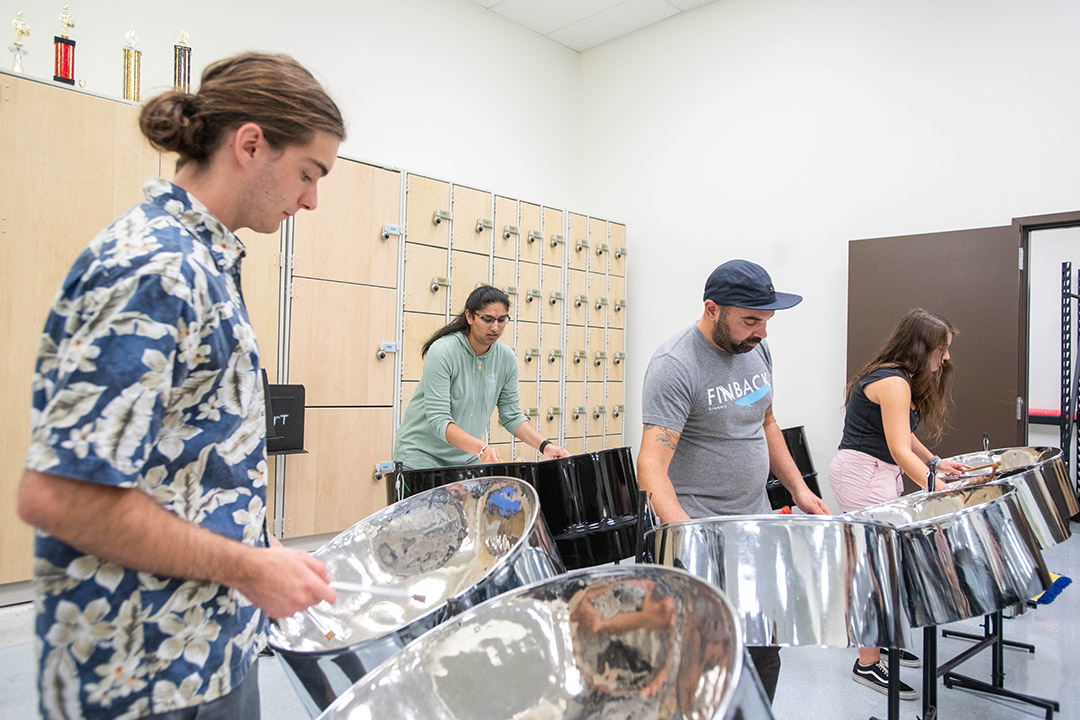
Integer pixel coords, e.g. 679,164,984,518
376,342,398,360
381,224,402,240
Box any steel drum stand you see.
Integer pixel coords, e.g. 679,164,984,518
920,611,1059,720
868,650,901,720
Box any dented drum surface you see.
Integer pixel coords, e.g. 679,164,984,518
269,476,564,717
854,484,1051,627
316,565,774,720
644,515,910,650
944,446,1077,548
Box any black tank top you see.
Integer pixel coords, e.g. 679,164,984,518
837,367,918,464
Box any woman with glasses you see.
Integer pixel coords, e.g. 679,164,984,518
394,285,569,469
828,308,968,699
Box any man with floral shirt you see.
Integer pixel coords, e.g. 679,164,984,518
18,53,346,720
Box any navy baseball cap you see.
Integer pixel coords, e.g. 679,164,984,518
703,259,802,310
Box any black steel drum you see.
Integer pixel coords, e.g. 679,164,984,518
392,447,642,569
269,476,564,716
315,565,775,720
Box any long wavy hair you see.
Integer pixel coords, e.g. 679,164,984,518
845,308,957,442
421,286,511,358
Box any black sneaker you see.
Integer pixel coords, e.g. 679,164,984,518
853,660,917,700
880,647,921,667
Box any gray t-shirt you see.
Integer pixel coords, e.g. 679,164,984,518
642,324,774,517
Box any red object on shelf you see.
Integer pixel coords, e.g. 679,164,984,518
777,506,792,515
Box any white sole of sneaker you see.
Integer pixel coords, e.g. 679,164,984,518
852,673,917,700
880,650,921,668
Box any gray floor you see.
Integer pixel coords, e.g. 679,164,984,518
3,526,1077,719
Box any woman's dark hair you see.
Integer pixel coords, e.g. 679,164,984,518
846,308,957,442
422,286,511,357
139,52,346,172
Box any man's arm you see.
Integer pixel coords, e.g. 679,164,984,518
763,406,830,515
637,424,691,523
17,469,336,618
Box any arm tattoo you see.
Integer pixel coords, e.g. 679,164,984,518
644,424,681,451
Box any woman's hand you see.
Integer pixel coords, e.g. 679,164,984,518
542,443,570,460
936,460,969,476
479,445,503,464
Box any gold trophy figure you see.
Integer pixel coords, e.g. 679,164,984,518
9,11,30,73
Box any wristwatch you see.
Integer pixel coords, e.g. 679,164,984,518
539,439,551,454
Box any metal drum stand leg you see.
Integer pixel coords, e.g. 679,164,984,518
936,610,1059,719
869,648,902,720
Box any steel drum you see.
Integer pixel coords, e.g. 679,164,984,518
644,515,910,650
853,484,1051,628
392,447,642,569
315,565,774,720
943,446,1078,548
269,476,565,716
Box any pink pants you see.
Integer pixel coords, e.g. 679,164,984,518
829,449,904,513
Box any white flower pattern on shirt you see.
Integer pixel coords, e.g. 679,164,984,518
26,179,269,720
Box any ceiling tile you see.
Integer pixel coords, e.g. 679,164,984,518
485,0,626,35
547,0,680,52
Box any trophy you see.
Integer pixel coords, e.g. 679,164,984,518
9,11,30,73
122,28,140,102
53,4,76,85
173,27,191,93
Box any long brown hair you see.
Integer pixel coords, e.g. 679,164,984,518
139,52,346,171
845,308,957,441
422,286,510,358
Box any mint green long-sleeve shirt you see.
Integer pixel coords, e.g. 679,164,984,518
393,331,528,469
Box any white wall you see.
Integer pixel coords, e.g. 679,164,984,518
0,0,580,206
576,0,1080,509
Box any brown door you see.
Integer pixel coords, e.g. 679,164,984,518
847,225,1023,460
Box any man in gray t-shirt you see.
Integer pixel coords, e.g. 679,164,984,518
639,259,830,703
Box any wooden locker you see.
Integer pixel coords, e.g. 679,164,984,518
584,385,604,437
492,257,517,309
608,274,626,330
564,437,585,455
402,312,448,381
400,380,419,423
289,279,396,406
586,435,606,452
518,262,542,323
568,212,589,272
514,443,540,462
235,228,282,384
568,268,588,327
607,382,625,438
565,382,586,439
517,335,541,384
608,328,625,383
538,381,563,440
451,185,493,256
609,222,627,278
518,381,539,420
293,159,401,287
540,323,564,383
405,174,451,248
587,326,607,384
567,325,587,383
588,217,609,274
519,202,542,265
282,407,394,537
0,75,160,583
542,207,565,268
449,249,490,312
588,271,608,328
494,196,519,261
489,398,515,445
403,242,449,315
606,435,624,450
541,262,565,325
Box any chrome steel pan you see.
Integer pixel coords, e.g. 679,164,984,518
644,515,910,650
944,446,1077,548
854,484,1051,627
316,565,774,720
268,476,565,717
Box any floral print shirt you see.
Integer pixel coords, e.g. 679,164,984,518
25,179,270,720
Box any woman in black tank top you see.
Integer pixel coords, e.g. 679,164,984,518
828,308,969,698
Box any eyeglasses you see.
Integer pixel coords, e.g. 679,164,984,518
476,314,512,325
